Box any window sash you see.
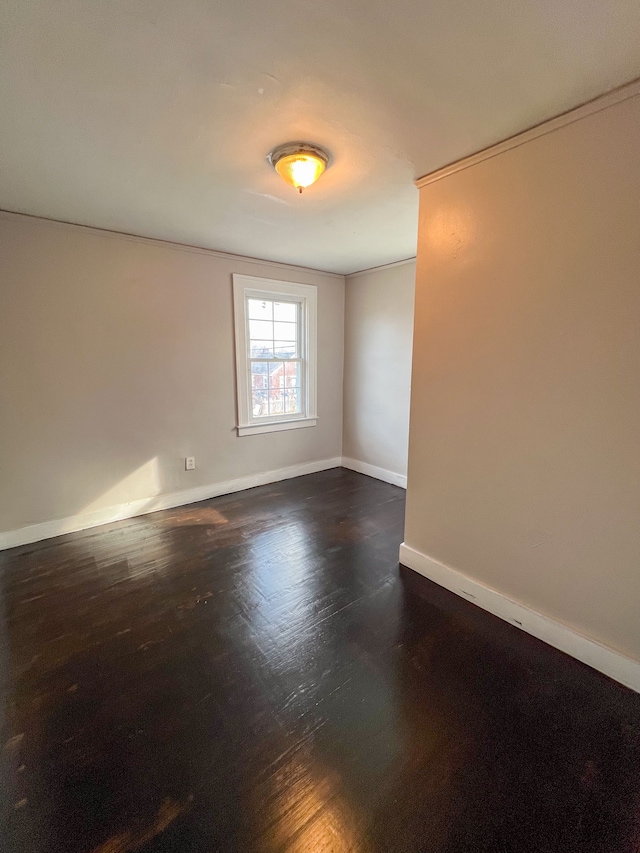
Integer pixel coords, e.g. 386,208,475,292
249,357,304,419
245,296,302,361
249,356,302,361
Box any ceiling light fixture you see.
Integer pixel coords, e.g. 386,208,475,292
268,142,330,193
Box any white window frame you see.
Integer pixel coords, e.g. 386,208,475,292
233,274,317,437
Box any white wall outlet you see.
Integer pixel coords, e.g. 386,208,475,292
185,457,196,471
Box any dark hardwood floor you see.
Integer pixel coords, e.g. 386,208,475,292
1,468,639,852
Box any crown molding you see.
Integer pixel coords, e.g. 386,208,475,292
346,256,416,279
0,209,344,280
415,76,640,190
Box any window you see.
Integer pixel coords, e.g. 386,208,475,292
233,275,317,436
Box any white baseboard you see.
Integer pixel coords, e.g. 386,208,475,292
399,543,640,694
341,456,407,489
0,457,342,551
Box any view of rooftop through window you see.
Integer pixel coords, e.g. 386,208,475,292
248,298,301,418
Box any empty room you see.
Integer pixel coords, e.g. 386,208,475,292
1,2,640,851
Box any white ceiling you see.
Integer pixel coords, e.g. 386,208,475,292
1,1,640,274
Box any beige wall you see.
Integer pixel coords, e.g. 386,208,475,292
0,213,344,533
343,262,415,481
405,93,640,661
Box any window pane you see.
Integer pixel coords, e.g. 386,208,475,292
284,388,301,414
283,362,300,387
252,389,269,418
273,301,297,322
250,340,274,357
249,319,273,341
269,363,284,388
252,357,274,417
274,341,297,358
248,299,273,320
274,321,297,341
268,390,284,415
251,362,269,390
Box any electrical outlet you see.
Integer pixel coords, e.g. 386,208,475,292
185,457,196,471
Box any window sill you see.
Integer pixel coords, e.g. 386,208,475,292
237,417,317,437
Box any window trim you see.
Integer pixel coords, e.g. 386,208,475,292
232,275,317,436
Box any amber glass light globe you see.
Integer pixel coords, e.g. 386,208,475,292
269,143,330,193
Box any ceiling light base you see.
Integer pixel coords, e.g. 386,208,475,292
268,142,330,192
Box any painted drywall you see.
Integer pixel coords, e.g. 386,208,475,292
0,213,344,534
343,262,415,484
404,92,640,662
